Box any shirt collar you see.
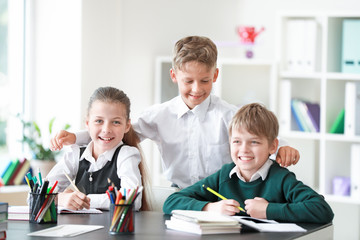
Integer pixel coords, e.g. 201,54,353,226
176,95,211,122
229,159,274,182
80,141,124,162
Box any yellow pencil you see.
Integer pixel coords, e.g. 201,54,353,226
202,184,245,212
63,170,80,192
24,175,31,189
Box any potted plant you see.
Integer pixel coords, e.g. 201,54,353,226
18,114,70,177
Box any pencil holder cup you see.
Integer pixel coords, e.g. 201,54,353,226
29,192,58,224
109,203,134,234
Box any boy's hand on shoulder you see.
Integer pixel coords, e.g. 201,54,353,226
58,189,91,210
244,197,268,219
276,146,300,167
50,130,76,151
203,199,240,216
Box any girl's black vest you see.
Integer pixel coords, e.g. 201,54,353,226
75,145,123,194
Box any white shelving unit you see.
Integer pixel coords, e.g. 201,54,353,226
153,56,276,186
276,12,360,240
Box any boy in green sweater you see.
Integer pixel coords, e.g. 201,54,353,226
163,103,334,223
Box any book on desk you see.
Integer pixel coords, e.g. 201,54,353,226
165,210,306,235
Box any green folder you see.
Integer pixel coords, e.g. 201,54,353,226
330,108,345,134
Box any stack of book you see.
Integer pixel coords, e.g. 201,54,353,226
0,202,8,240
290,99,320,132
165,210,241,235
0,158,30,186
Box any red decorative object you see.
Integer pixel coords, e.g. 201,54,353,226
237,26,265,44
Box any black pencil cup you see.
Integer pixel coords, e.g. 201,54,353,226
29,192,58,224
109,203,134,234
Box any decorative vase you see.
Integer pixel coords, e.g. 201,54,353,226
30,159,57,178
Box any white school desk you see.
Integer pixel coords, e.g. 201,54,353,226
6,211,333,240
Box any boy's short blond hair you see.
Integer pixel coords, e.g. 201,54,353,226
172,36,217,71
229,103,279,144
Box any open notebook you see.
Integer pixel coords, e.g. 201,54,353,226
8,206,102,221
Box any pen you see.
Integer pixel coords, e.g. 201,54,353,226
38,167,43,185
202,184,245,212
63,170,80,192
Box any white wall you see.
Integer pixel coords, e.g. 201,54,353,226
29,0,82,151
81,0,360,119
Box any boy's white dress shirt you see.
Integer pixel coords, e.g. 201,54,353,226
75,95,285,189
134,95,237,189
46,141,142,210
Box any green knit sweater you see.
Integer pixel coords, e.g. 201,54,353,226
163,162,334,224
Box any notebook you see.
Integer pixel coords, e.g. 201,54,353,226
232,216,307,232
27,224,104,237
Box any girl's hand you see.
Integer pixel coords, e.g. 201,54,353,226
244,197,268,219
276,146,300,167
203,199,241,215
58,189,91,210
50,130,76,151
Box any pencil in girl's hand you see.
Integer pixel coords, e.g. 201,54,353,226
63,170,80,192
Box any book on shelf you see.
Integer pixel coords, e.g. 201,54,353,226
13,159,31,185
351,144,360,200
1,161,13,179
344,81,360,136
1,159,20,185
291,99,307,131
291,99,320,132
8,158,28,185
304,101,320,132
329,108,345,134
165,210,241,235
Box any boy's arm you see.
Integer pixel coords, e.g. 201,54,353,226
266,172,334,224
132,108,161,143
74,130,91,145
50,130,91,151
275,137,300,167
163,174,220,214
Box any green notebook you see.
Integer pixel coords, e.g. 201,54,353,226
330,108,345,134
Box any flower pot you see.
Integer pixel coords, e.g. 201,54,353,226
30,159,57,178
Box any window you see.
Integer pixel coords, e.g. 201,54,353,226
0,0,25,172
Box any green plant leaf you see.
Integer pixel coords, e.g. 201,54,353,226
17,114,70,161
33,121,41,138
49,117,56,134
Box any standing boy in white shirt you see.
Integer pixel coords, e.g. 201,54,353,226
50,36,299,189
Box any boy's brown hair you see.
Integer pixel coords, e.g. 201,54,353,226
172,36,217,71
229,103,279,144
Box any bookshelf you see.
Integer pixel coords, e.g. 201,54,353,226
276,11,360,200
152,56,276,186
276,12,360,239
